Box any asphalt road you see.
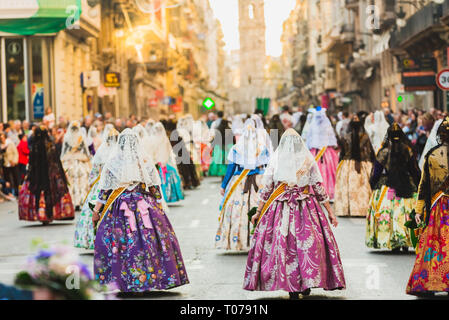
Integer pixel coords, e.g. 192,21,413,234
0,177,425,299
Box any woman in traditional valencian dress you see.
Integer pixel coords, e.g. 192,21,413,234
366,123,420,252
193,119,212,176
171,119,200,190
334,114,375,216
406,118,449,296
364,110,390,155
306,108,339,201
19,127,75,224
244,129,345,299
215,119,271,251
208,119,234,177
151,122,184,203
61,121,92,209
74,126,119,249
92,129,189,292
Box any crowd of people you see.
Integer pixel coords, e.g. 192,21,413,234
2,103,449,299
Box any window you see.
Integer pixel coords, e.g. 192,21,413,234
248,4,255,19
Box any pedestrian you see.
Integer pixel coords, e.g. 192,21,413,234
18,126,74,224
17,133,29,185
208,119,234,177
267,114,285,146
366,122,421,252
0,132,19,196
170,120,200,190
334,113,374,216
74,125,119,250
91,129,189,293
151,122,184,203
60,120,92,210
364,110,390,155
215,118,271,251
406,117,449,296
43,107,55,129
244,128,345,299
306,107,339,201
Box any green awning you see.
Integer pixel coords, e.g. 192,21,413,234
0,0,82,35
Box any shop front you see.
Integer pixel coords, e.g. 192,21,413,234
0,0,81,122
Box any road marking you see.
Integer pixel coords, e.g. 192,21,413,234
201,198,209,205
189,220,200,228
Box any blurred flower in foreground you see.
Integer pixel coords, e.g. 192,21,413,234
14,244,116,300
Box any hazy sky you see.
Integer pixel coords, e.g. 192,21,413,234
209,0,296,57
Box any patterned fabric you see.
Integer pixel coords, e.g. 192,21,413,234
406,196,449,295
199,142,211,172
215,174,262,251
62,158,92,208
366,187,415,250
334,160,372,216
159,164,184,203
94,185,189,292
74,178,100,249
244,182,346,292
310,147,339,201
18,181,74,222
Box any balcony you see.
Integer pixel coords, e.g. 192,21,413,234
345,0,358,10
389,2,447,55
145,59,169,73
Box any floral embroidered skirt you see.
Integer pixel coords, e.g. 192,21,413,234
406,195,449,295
18,181,75,222
62,159,91,208
365,187,415,250
159,165,184,203
310,147,339,201
244,192,346,292
74,180,100,249
215,174,261,251
94,188,189,292
334,160,372,217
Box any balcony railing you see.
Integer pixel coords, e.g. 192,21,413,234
389,2,443,48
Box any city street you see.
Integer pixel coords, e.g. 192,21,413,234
0,177,419,300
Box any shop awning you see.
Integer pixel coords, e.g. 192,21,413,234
0,0,82,35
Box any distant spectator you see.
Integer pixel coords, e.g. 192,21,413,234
43,107,55,129
17,134,29,184
0,132,19,196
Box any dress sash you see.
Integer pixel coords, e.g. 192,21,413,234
218,169,250,222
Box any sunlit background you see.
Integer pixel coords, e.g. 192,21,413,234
210,0,296,56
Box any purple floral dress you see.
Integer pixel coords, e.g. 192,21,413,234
94,184,189,292
244,182,346,292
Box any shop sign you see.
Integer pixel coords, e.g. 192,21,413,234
81,70,100,88
401,58,436,72
32,83,44,119
104,72,120,88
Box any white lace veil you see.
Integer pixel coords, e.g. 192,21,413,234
419,119,442,170
300,111,315,142
132,124,155,161
98,128,161,191
192,120,211,144
61,120,90,160
306,109,338,150
364,110,389,153
151,122,175,166
90,126,119,184
231,115,245,136
252,114,274,157
145,119,155,136
262,128,323,188
227,119,269,170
